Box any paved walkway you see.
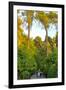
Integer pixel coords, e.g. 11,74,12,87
30,71,46,79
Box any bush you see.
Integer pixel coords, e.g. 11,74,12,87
47,48,58,78
17,34,58,79
17,43,37,79
47,64,57,78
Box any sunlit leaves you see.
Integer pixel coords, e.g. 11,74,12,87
26,10,34,26
17,44,37,79
35,11,58,56
17,17,23,47
17,17,23,25
47,11,58,24
17,10,58,79
36,11,49,28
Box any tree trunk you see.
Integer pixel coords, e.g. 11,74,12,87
45,28,48,57
28,25,30,48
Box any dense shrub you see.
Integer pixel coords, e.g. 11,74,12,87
47,48,58,78
17,33,58,79
17,42,37,79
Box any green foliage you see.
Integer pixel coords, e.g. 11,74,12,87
17,41,37,79
47,48,58,78
34,36,43,48
35,47,58,78
17,11,58,79
47,11,58,24
17,35,58,79
36,11,49,28
35,45,46,70
47,64,57,78
35,11,58,56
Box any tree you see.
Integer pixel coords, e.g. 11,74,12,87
35,11,58,56
34,36,42,48
27,11,34,48
24,10,34,48
17,42,37,79
17,17,23,47
47,47,58,78
35,11,49,56
55,32,58,47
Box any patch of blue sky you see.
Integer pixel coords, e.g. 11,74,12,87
22,20,57,41
18,10,57,41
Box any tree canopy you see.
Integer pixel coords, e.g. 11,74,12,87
17,10,58,79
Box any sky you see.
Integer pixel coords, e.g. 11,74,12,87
18,10,57,41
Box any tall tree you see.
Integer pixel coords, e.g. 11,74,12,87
35,11,58,56
21,10,34,48
26,10,34,48
22,10,34,48
17,17,23,47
